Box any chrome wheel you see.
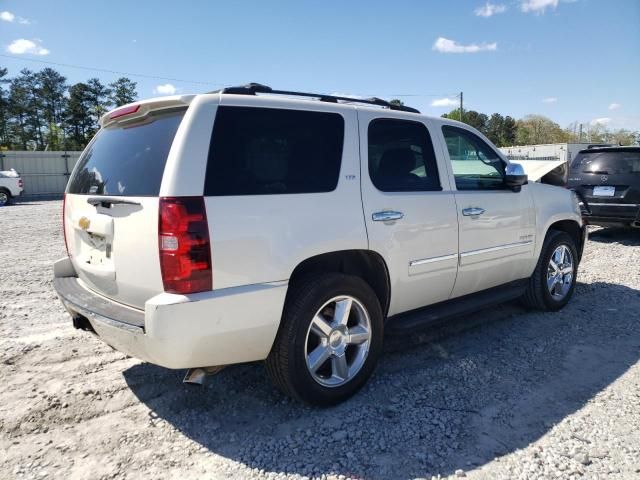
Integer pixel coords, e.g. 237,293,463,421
304,295,372,388
0,192,8,206
547,244,574,300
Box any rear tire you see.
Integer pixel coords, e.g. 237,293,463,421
0,189,10,207
522,230,578,311
266,273,383,406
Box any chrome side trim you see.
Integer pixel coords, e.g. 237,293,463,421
409,253,458,267
587,203,640,207
460,240,533,258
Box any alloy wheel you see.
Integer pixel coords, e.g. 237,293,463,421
547,244,574,300
304,295,372,388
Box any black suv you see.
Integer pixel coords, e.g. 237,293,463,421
568,146,640,228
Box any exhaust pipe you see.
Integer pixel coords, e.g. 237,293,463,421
183,366,226,385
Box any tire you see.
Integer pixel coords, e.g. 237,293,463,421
522,230,578,311
266,273,384,406
0,189,10,207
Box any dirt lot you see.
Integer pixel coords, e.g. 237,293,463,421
1,200,639,480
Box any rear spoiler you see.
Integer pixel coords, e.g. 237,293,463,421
100,95,196,128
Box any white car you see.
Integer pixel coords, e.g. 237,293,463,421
0,168,24,206
53,84,586,405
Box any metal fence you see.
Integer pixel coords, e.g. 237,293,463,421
0,151,82,198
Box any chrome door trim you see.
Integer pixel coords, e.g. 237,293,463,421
409,253,458,267
587,203,640,207
460,240,533,259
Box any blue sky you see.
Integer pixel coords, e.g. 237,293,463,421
1,0,639,130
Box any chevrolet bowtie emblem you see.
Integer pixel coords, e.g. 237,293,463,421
78,216,91,231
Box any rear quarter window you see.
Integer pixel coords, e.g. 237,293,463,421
205,106,344,196
67,110,185,196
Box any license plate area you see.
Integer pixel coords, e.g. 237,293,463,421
81,232,112,267
593,186,615,197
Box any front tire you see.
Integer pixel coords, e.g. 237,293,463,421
266,273,383,406
522,230,578,311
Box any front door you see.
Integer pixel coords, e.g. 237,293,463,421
438,124,536,298
359,113,459,316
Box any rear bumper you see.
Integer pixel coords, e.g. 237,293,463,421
53,257,287,369
580,202,640,226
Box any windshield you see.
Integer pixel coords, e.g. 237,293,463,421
67,110,185,196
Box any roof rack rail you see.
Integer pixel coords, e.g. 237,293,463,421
210,83,420,114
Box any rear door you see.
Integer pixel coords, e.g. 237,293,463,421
569,149,640,218
64,108,187,309
359,112,459,316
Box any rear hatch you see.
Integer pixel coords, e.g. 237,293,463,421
64,104,187,309
568,148,640,215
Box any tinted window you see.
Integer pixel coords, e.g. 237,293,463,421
442,125,506,190
205,107,344,196
571,151,640,174
368,119,441,192
67,110,185,196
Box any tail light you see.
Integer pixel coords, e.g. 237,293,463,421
62,193,70,256
18,178,24,188
159,197,212,294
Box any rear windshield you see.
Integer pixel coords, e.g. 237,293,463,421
205,106,344,196
571,151,640,175
67,110,185,196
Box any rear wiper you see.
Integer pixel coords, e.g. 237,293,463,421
87,196,141,208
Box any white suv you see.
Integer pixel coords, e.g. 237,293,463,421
54,84,586,405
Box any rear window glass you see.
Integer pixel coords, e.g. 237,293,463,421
571,151,640,174
67,110,185,196
205,106,344,196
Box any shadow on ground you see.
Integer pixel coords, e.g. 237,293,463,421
588,226,640,247
124,281,640,479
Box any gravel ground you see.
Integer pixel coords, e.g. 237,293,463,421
1,200,639,480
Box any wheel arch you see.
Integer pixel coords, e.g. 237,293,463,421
287,250,391,316
545,219,585,260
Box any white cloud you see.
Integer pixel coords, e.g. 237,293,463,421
1,11,31,24
608,103,621,111
542,97,558,103
433,37,497,54
431,97,459,108
154,83,177,95
475,2,507,17
6,39,49,55
590,117,611,126
1,11,15,22
521,0,559,13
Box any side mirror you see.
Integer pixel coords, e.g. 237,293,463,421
505,163,528,192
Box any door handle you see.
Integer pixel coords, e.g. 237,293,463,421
462,207,485,216
372,211,404,222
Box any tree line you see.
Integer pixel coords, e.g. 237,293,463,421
0,67,137,151
0,66,637,152
441,108,638,147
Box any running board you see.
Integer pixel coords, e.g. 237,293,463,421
385,280,527,336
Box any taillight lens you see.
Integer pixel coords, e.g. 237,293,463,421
159,197,212,294
18,179,24,188
62,193,70,256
